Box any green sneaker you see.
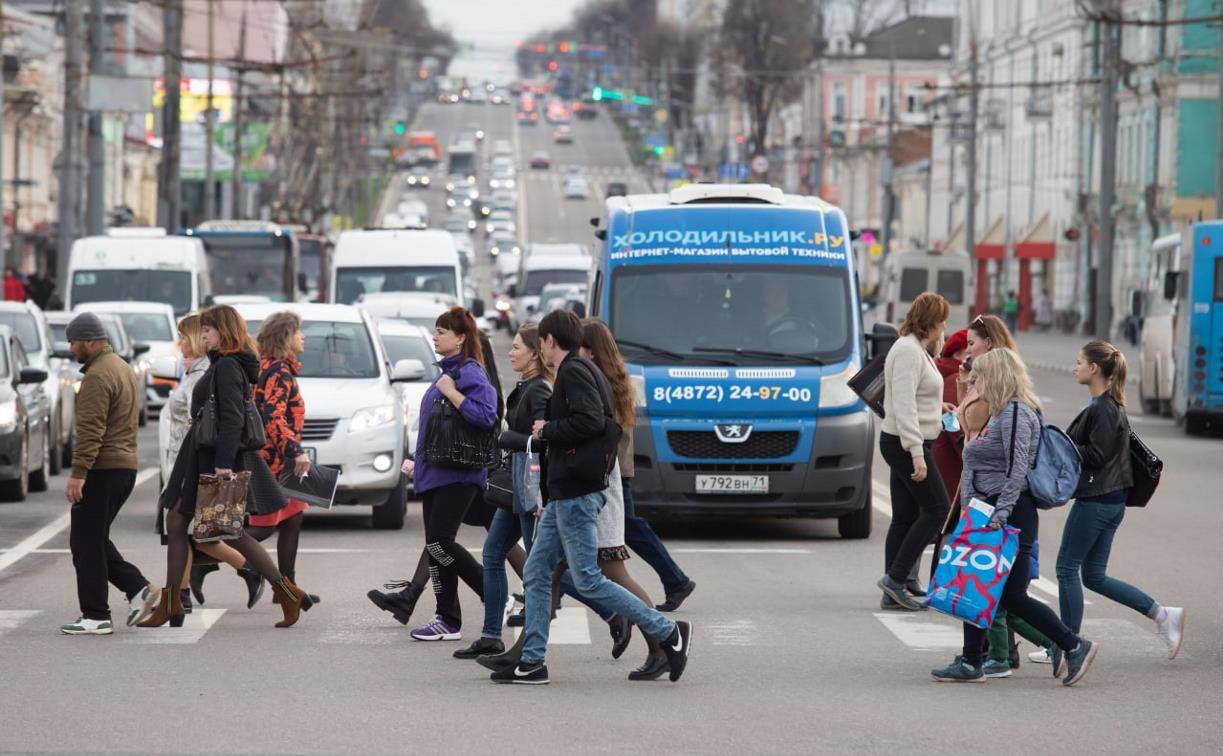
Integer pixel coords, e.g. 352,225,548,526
60,617,114,635
981,659,1013,678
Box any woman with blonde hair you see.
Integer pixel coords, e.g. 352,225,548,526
931,348,1098,685
956,314,1018,440
877,292,952,611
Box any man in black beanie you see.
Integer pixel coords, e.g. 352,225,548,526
60,312,158,635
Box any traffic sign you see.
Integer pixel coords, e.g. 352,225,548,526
750,154,769,174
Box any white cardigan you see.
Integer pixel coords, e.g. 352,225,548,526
880,334,944,458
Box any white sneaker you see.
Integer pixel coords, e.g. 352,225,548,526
1155,607,1185,660
1028,647,1052,664
126,584,161,627
502,595,516,626
60,617,114,635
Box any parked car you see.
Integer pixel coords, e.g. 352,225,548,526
0,302,74,474
374,320,439,466
0,324,51,501
73,301,177,416
48,310,149,427
234,303,418,529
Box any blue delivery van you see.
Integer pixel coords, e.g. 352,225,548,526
591,184,876,538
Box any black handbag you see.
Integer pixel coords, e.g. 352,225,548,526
848,352,887,418
1126,429,1162,508
423,361,499,470
195,361,266,452
484,454,514,508
558,359,623,489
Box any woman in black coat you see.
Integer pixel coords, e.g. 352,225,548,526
139,305,314,629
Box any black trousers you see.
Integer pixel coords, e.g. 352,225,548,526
422,483,485,627
880,433,950,582
69,469,147,621
962,494,1079,666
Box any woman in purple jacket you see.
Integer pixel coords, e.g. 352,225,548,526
403,306,499,641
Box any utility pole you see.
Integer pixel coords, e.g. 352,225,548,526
813,59,826,197
965,27,979,269
1095,3,1120,339
880,45,897,256
157,0,182,231
57,0,84,285
1,0,7,265
1217,15,1223,220
86,0,105,235
230,9,246,220
203,0,215,220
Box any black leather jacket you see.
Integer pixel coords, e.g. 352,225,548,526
498,375,551,452
1066,394,1133,499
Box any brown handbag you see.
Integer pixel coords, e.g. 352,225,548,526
192,471,252,542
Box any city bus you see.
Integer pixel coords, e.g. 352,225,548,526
591,183,876,537
183,221,304,303
1139,220,1223,434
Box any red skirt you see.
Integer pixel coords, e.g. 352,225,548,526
248,498,308,528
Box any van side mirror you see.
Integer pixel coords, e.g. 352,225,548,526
865,322,900,361
18,367,48,385
470,298,486,318
1163,271,1178,300
132,342,151,357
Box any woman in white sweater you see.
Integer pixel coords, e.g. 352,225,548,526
877,292,952,611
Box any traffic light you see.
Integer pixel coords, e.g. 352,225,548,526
548,60,558,72
559,41,570,53
592,86,623,101
591,86,603,101
394,121,406,136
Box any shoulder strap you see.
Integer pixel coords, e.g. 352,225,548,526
1006,402,1018,477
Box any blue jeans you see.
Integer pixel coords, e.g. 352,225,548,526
622,478,690,593
521,492,676,664
480,508,537,639
1056,499,1157,634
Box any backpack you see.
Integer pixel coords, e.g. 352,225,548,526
1008,403,1081,509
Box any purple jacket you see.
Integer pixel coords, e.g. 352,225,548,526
413,354,499,494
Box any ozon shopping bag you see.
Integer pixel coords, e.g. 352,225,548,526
926,498,1020,629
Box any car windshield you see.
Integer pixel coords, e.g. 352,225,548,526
71,269,192,316
0,311,42,353
610,265,852,364
335,266,457,305
248,319,379,378
525,269,587,297
380,333,440,380
117,313,174,343
197,234,292,300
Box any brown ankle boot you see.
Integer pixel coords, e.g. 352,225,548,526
136,587,182,627
272,575,314,628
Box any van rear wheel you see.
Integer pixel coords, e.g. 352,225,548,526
372,474,408,530
838,492,873,539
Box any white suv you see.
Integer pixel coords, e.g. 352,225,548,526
235,303,419,529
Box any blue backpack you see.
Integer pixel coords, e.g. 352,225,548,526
1008,403,1082,509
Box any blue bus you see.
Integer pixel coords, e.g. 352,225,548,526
591,184,876,537
1163,221,1223,434
182,221,305,303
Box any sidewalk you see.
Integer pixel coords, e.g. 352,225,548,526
1014,331,1088,376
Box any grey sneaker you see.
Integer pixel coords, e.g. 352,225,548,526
60,617,114,635
126,584,161,627
981,659,1013,678
877,575,925,611
931,656,985,682
1062,639,1099,687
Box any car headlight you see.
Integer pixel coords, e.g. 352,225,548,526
349,404,396,432
445,181,456,192
420,176,430,186
490,246,500,257
629,374,646,408
819,361,860,409
0,400,17,430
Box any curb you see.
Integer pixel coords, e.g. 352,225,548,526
1027,360,1075,376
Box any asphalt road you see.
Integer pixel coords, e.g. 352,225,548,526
1,100,1220,754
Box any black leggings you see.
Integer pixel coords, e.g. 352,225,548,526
962,494,1079,666
164,508,283,591
880,433,950,582
247,512,304,576
422,484,485,627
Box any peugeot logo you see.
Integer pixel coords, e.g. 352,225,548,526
714,424,752,443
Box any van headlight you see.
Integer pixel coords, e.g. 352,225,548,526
629,374,646,407
0,400,17,431
350,404,396,432
818,361,860,409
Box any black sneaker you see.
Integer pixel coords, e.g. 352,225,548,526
506,607,525,628
628,652,669,682
454,637,505,660
1062,639,1098,687
655,580,696,612
877,575,925,611
366,582,422,626
608,613,632,659
477,647,521,672
931,656,985,683
660,621,692,682
490,660,549,685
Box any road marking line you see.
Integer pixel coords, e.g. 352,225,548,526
0,609,40,634
511,606,591,645
872,481,891,515
119,608,226,644
0,467,158,573
708,618,757,646
873,612,962,650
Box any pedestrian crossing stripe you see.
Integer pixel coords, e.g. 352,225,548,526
117,609,226,644
874,613,1163,654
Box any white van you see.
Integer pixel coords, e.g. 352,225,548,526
330,230,480,315
509,247,592,331
67,228,210,317
874,249,973,327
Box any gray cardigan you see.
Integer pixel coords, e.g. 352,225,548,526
959,401,1040,524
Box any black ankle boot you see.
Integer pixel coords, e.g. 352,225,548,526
367,580,423,625
237,562,265,609
273,570,319,606
180,588,193,615
189,563,219,605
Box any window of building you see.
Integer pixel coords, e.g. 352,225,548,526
832,82,847,121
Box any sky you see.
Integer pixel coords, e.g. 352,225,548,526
423,0,583,51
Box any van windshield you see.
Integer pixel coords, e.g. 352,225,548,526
71,269,192,316
610,265,852,364
335,266,456,305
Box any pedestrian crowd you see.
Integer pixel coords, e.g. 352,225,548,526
877,292,1186,685
55,291,1181,689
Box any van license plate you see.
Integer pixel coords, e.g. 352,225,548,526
695,475,768,494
